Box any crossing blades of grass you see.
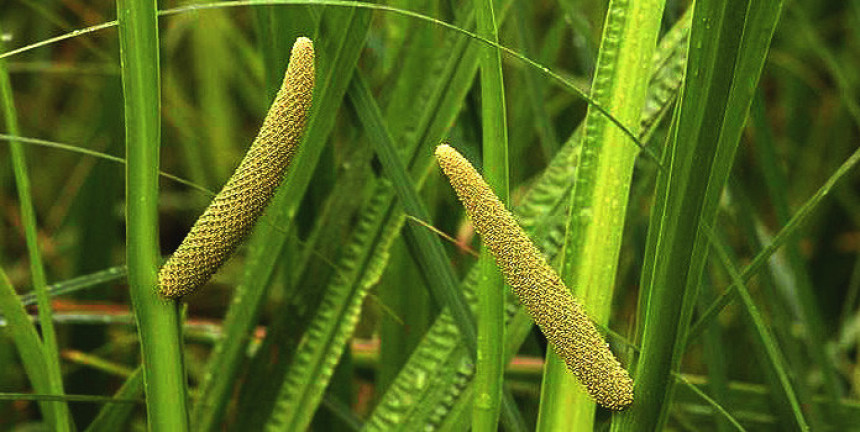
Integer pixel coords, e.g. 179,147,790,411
690,134,860,349
706,229,808,430
610,1,784,430
257,4,523,428
84,367,144,432
349,74,477,353
674,374,747,431
348,72,526,431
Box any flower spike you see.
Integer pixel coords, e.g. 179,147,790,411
158,37,315,299
435,143,634,410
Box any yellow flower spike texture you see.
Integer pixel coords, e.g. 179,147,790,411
434,144,634,410
158,37,315,299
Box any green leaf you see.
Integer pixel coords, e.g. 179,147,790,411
472,0,509,428
350,73,477,355
537,0,665,428
672,375,860,430
674,374,747,432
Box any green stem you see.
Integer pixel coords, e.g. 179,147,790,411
116,0,189,429
472,0,509,430
0,24,72,432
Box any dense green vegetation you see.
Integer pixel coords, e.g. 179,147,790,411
1,0,859,430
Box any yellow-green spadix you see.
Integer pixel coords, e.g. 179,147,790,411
158,37,315,299
434,144,634,410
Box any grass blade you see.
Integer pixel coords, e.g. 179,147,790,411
349,72,526,430
261,178,400,431
512,0,559,160
256,3,514,423
537,0,664,429
260,4,517,430
0,267,56,426
350,74,476,351
673,375,860,430
697,279,733,432
472,0,509,428
0,23,72,432
754,11,849,407
674,374,747,432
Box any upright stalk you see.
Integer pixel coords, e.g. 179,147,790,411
116,0,189,429
537,0,664,430
472,0,509,430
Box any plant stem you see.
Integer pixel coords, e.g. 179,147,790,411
116,0,189,429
